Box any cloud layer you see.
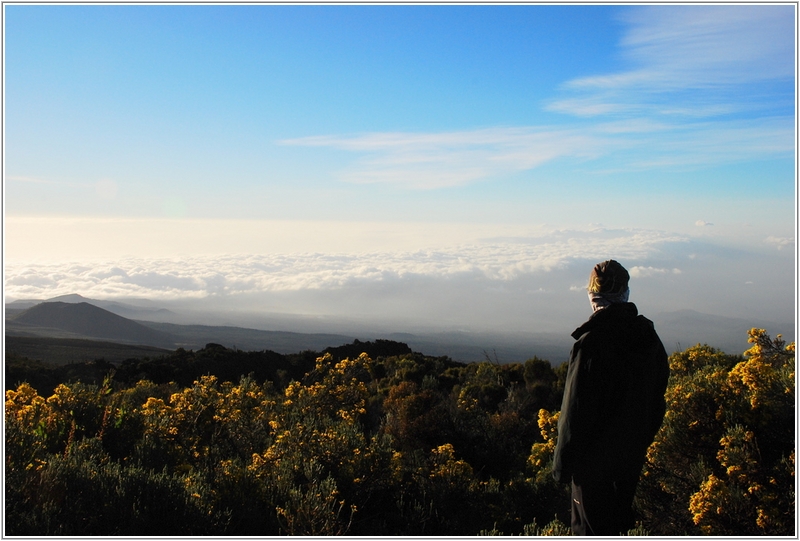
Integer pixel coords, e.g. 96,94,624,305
6,223,793,334
5,227,686,302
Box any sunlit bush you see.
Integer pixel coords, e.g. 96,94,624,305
6,331,793,535
640,329,795,535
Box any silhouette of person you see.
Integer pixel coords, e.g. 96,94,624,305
552,260,669,535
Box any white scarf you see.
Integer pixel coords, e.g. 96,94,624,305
588,288,630,312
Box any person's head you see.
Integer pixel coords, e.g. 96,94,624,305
587,259,630,312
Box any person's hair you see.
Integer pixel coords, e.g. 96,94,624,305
588,260,630,295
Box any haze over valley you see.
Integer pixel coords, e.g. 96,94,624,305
5,293,792,364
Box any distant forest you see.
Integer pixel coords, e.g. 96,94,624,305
5,329,795,536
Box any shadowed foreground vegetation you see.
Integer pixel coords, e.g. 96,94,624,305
5,330,794,536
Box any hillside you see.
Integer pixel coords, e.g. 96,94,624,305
137,321,357,353
6,296,364,355
5,336,173,367
653,309,794,354
7,302,175,347
7,294,179,321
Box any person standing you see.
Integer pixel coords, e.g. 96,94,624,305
552,260,670,535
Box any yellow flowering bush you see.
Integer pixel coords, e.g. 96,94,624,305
6,331,790,536
6,383,58,475
429,443,474,486
640,329,795,535
528,409,559,484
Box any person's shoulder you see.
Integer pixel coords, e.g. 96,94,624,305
632,313,667,351
571,323,606,348
635,313,656,329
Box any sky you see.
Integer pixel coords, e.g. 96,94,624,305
3,4,797,337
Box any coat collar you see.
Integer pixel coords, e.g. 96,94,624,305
571,302,639,340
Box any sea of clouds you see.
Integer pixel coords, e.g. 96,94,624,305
5,227,685,302
6,222,793,337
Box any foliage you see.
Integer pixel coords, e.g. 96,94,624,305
637,329,795,535
5,330,795,536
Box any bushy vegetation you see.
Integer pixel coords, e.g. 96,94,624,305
637,329,795,535
5,330,794,536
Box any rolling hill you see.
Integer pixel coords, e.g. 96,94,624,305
5,301,361,358
6,293,178,322
7,302,175,347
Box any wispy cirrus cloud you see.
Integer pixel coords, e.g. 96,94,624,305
549,5,794,116
281,126,607,189
612,117,794,171
282,6,793,191
618,5,794,87
282,114,792,189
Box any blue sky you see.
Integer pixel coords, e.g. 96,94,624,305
4,4,796,338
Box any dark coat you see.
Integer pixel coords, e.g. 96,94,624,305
552,302,669,484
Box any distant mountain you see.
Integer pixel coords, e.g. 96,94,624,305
7,302,176,347
652,309,794,355
6,294,179,322
6,302,361,355
6,299,43,310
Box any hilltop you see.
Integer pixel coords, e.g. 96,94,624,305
6,294,178,321
8,302,174,347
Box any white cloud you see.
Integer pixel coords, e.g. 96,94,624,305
538,97,630,118
618,5,794,87
629,266,682,278
567,5,793,95
549,5,793,120
766,236,794,250
275,6,792,191
660,119,793,163
695,220,713,227
281,115,792,189
4,227,687,302
281,127,607,189
6,227,793,334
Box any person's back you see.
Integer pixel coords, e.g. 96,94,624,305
553,260,669,535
